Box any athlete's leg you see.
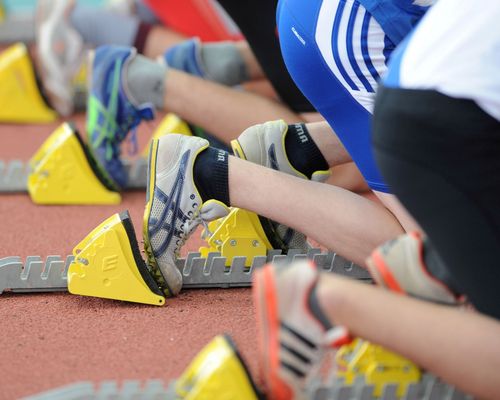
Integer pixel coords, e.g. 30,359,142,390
373,89,500,318
254,259,500,400
305,121,371,192
277,0,418,232
227,156,403,266
372,0,500,319
315,272,500,399
161,69,302,143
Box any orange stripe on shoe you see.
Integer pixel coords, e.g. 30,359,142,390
262,265,293,400
253,268,270,393
371,251,406,294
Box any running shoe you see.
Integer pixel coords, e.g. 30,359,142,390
253,260,351,400
231,120,330,252
143,134,230,297
36,0,83,116
231,120,330,182
87,45,154,189
366,232,461,305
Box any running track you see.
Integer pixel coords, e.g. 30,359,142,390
0,116,257,399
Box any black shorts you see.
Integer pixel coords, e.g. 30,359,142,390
216,0,315,113
372,87,500,318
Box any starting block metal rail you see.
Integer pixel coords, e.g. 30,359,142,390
0,158,149,193
21,375,473,400
0,249,370,295
0,159,29,192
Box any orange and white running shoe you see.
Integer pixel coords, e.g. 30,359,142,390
253,260,351,400
366,232,461,305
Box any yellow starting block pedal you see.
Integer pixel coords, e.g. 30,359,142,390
199,208,273,266
28,123,121,205
336,338,421,397
0,43,58,123
68,210,165,306
141,113,193,157
175,335,262,400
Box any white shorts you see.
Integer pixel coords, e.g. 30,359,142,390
385,0,500,121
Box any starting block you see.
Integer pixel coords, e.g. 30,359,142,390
199,208,273,266
7,113,193,202
0,113,217,195
335,338,421,398
68,210,165,306
174,335,261,399
27,122,121,205
141,113,193,158
22,336,472,400
0,43,57,123
0,209,372,303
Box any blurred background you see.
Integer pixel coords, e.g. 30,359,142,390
0,0,115,42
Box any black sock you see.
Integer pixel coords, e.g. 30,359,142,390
193,146,230,205
424,240,461,295
284,123,329,179
308,284,333,330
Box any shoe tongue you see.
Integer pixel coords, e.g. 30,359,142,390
199,200,230,221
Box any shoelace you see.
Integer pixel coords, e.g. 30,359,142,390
104,114,140,161
175,211,213,258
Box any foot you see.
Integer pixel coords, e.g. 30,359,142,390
36,0,83,116
162,38,206,78
231,120,330,252
366,232,461,305
232,120,330,182
143,134,230,297
87,45,155,189
253,260,351,400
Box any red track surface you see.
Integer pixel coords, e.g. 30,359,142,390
0,117,257,399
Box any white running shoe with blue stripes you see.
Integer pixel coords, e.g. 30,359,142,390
143,134,230,297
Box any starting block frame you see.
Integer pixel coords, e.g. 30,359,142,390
0,157,149,193
21,375,473,400
0,248,371,295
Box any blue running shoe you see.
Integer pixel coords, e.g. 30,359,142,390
87,45,154,189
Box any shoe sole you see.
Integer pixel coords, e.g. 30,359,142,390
366,250,405,294
254,265,293,400
143,139,175,297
